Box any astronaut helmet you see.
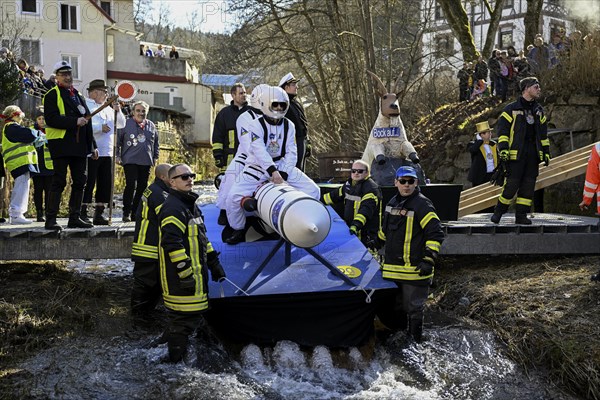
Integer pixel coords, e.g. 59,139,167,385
259,86,289,122
250,84,269,110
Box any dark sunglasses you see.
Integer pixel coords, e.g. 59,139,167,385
172,173,196,181
351,169,366,173
397,178,415,185
271,102,287,109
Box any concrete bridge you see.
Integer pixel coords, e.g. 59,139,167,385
0,213,597,261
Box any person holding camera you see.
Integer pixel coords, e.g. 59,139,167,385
321,159,382,251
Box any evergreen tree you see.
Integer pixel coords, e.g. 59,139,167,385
0,59,22,110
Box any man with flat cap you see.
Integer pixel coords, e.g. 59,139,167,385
279,72,311,171
82,79,126,225
43,60,98,230
491,76,550,225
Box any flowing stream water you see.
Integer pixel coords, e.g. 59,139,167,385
8,184,579,399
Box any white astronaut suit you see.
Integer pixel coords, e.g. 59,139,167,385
215,84,269,213
225,86,320,240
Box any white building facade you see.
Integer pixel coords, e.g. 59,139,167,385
420,0,576,73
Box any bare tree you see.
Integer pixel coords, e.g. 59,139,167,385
524,0,544,48
437,0,479,61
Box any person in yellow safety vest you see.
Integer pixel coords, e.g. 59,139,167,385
130,163,172,324
43,60,98,230
158,163,226,362
0,105,46,224
378,166,444,342
30,110,54,222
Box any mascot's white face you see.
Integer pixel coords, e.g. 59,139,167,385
380,93,401,118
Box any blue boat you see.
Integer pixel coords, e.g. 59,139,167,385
202,203,397,347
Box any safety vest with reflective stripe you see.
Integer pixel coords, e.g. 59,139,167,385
42,85,67,140
1,122,38,173
29,125,53,171
158,190,211,313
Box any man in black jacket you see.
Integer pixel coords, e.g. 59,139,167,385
491,77,549,225
322,160,381,250
43,60,98,230
158,163,226,362
467,121,498,187
279,72,311,171
130,163,172,323
211,83,248,172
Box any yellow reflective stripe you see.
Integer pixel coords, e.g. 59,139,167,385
419,211,439,229
178,268,193,279
403,214,413,265
323,192,333,205
498,195,512,205
188,224,201,269
382,263,433,280
540,139,549,146
163,293,209,312
228,130,235,149
516,197,532,206
501,111,513,123
212,142,224,150
426,240,441,252
207,242,215,253
355,213,366,224
345,194,361,202
498,136,509,143
361,193,377,202
154,203,163,215
169,248,187,263
540,115,547,124
161,215,186,232
378,230,386,241
131,249,158,258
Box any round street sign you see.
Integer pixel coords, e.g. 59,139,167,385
115,80,137,101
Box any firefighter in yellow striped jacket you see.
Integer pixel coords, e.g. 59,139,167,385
158,163,226,363
378,166,444,342
491,77,550,225
321,160,382,250
130,163,171,322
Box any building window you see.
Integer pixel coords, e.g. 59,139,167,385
60,4,79,31
21,0,37,13
20,39,40,64
100,1,111,16
504,0,514,8
61,54,80,80
435,3,444,20
107,34,114,62
434,34,453,56
499,29,513,49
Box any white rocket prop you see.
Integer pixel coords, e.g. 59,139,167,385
253,183,331,248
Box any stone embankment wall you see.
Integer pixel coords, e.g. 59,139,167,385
416,96,600,216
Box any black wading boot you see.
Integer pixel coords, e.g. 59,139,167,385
80,204,91,223
490,203,508,224
93,205,109,225
45,192,63,231
67,190,93,229
514,204,532,225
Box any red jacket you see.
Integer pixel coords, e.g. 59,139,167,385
582,143,600,214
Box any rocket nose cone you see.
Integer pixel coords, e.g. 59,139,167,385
281,200,331,248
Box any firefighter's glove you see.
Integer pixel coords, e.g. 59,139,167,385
364,234,381,251
213,152,226,168
176,260,196,289
349,225,358,236
375,154,387,165
207,251,226,282
416,261,434,277
544,153,550,167
499,149,509,162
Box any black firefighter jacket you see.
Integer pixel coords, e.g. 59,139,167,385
131,178,170,262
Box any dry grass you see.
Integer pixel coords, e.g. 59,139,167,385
432,255,600,400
